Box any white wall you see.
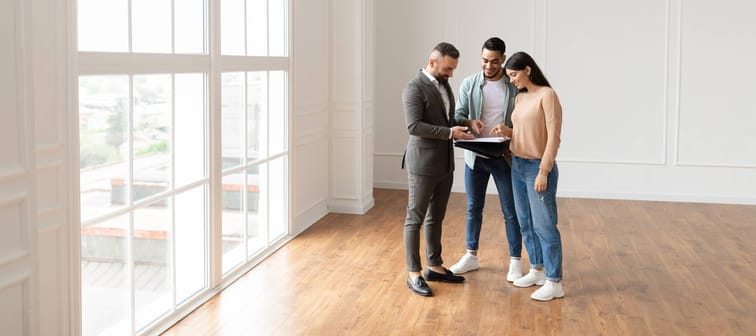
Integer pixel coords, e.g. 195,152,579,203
291,0,332,233
292,0,376,232
0,0,74,335
374,0,756,205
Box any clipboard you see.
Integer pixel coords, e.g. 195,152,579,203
454,137,510,159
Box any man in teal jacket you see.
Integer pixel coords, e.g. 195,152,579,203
450,38,534,283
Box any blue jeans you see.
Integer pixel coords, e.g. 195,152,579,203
464,156,522,258
511,155,562,281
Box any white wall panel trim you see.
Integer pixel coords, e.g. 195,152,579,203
35,144,63,155
293,198,328,234
37,213,64,232
0,192,26,207
557,158,666,166
328,197,374,215
0,167,27,183
662,0,672,166
373,181,406,190
672,0,684,167
374,152,402,158
675,162,756,169
35,160,61,172
0,268,31,290
0,252,31,271
294,133,327,147
293,102,328,116
560,190,756,206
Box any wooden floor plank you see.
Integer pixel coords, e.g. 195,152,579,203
163,189,756,335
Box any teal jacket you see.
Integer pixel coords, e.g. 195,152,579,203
454,71,518,168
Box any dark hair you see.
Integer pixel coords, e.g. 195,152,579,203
504,51,551,91
482,37,506,55
432,42,460,59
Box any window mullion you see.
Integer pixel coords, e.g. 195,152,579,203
242,72,249,259
266,71,270,244
171,0,176,53
208,0,224,289
128,0,133,52
127,75,136,335
170,74,178,310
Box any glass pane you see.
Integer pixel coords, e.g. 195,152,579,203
247,163,266,255
132,0,172,53
175,186,207,303
175,0,206,54
221,73,245,170
81,214,130,336
175,74,206,187
246,72,267,161
246,0,267,56
79,76,129,222
133,75,172,202
269,157,287,240
222,174,244,274
77,0,128,52
269,71,286,155
133,201,172,330
269,0,286,56
220,0,245,56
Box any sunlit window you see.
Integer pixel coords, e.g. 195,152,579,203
76,0,289,335
221,71,287,273
78,0,206,53
79,74,209,335
78,1,288,333
221,0,288,56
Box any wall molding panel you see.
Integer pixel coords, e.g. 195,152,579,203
373,0,756,205
327,0,374,214
0,0,74,334
291,0,331,234
675,0,756,168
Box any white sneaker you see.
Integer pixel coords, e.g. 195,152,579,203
506,259,523,282
530,280,565,301
513,269,546,287
449,253,479,274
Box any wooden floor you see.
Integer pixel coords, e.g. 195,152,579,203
163,189,756,335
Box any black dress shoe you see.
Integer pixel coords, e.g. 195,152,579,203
424,268,465,283
407,276,433,296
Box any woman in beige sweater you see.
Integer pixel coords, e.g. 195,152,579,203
492,51,564,301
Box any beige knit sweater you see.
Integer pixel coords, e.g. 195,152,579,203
510,87,562,172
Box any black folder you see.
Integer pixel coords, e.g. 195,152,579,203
454,138,510,159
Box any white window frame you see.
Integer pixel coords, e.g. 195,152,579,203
72,0,293,335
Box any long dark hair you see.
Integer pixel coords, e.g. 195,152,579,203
504,51,550,92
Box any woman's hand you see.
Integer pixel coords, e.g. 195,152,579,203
491,124,513,137
534,170,548,192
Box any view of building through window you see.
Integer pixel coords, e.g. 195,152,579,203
77,1,288,334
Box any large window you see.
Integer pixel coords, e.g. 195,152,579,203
77,1,289,335
220,71,288,273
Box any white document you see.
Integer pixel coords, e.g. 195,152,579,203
454,136,509,143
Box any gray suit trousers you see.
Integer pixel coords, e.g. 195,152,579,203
404,172,453,272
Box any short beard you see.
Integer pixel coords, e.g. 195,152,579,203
436,76,449,85
484,68,501,79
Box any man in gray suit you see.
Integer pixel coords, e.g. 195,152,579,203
402,42,475,296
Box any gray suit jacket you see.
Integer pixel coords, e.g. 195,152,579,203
402,70,458,176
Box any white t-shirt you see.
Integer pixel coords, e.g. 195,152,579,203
480,77,507,137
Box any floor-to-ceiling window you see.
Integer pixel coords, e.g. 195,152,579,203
77,1,289,334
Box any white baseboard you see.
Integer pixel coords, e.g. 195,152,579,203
329,195,375,214
293,199,329,235
559,190,756,205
